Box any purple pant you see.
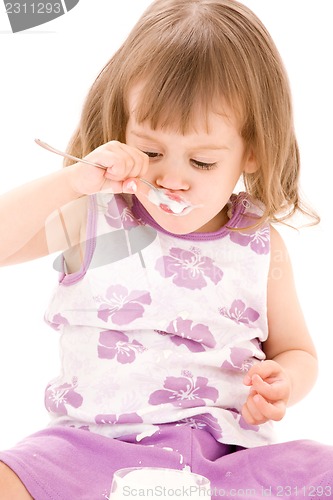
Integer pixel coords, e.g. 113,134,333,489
0,424,332,499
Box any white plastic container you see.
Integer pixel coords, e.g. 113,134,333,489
109,467,211,499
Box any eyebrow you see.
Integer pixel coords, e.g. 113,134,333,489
129,130,230,151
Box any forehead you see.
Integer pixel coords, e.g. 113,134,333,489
127,82,240,136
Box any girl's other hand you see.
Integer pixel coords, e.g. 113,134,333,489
67,141,149,196
241,360,291,425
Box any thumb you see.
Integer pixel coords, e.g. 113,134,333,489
122,179,138,194
99,178,138,194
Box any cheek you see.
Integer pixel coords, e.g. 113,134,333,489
207,163,243,194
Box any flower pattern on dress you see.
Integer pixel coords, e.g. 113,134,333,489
229,215,269,254
105,196,138,230
95,412,143,425
97,285,152,325
149,371,219,408
155,246,223,289
180,414,223,439
167,317,216,352
219,299,259,326
221,347,254,372
45,377,83,416
43,192,273,448
44,313,69,331
228,407,259,432
98,330,146,364
69,424,90,431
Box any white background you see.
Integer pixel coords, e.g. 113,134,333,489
0,1,332,450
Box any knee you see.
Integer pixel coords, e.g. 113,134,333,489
0,462,34,499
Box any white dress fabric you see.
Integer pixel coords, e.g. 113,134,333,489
44,192,275,448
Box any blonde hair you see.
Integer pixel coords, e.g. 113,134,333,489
66,0,319,226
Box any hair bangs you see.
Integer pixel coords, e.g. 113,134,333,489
133,74,227,135
124,12,244,134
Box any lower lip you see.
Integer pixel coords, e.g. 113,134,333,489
159,203,193,216
159,203,175,214
147,188,194,215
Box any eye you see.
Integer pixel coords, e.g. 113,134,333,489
191,159,217,170
143,151,162,159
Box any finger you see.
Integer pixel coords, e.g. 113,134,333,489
241,398,267,426
251,374,288,402
99,178,138,195
105,142,149,180
104,151,136,180
122,179,138,194
243,393,266,424
246,360,281,382
84,142,136,181
241,403,257,426
118,143,150,177
252,393,286,422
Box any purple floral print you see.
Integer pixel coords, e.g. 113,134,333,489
95,412,143,425
155,246,223,289
219,299,259,326
45,377,83,415
45,313,69,331
221,347,254,372
105,196,138,230
97,285,151,325
149,370,218,408
69,424,90,431
98,330,146,364
180,414,223,440
167,317,216,352
229,215,269,254
169,336,205,353
228,407,259,432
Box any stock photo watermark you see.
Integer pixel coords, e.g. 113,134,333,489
114,484,333,498
119,485,255,497
2,0,79,32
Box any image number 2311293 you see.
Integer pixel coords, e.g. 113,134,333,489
3,0,80,32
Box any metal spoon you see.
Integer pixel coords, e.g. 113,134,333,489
34,139,201,215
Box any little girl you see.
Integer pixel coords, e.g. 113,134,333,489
1,0,332,499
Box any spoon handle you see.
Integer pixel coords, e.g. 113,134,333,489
34,138,108,170
34,139,155,190
136,177,158,191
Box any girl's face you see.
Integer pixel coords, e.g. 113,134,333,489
126,86,256,234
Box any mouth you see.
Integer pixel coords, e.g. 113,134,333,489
147,189,199,216
159,203,189,215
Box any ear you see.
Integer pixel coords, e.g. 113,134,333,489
243,149,258,174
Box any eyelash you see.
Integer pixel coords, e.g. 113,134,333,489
192,160,217,170
143,152,217,171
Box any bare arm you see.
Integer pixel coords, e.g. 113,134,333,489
0,141,149,266
0,167,82,265
242,226,318,424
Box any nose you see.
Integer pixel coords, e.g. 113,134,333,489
155,162,190,192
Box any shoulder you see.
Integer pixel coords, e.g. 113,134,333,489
268,226,291,279
267,225,296,313
269,225,287,249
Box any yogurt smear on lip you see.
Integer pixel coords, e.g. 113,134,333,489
147,188,194,215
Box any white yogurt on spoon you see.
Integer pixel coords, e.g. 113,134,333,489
138,179,202,216
147,188,194,215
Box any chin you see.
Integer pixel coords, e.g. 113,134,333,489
154,210,211,235
136,197,215,235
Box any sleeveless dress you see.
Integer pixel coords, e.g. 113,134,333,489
44,191,274,448
1,192,333,500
